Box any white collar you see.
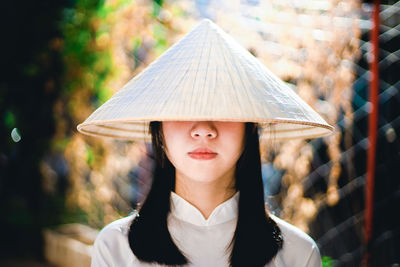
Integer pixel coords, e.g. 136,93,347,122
170,191,240,227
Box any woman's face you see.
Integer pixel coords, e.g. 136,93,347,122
162,121,246,184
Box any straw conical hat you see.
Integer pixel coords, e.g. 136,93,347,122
77,19,333,141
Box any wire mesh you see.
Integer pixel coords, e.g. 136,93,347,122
306,2,400,266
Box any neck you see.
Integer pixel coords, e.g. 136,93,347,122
174,170,237,219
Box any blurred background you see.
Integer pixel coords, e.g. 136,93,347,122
0,0,399,266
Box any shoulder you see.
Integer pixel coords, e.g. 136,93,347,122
97,214,135,239
93,214,135,248
271,214,317,248
270,214,322,267
91,215,137,266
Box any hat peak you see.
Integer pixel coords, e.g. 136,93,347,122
194,18,217,31
200,18,214,24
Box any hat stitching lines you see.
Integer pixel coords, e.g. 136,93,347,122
216,23,284,123
129,26,194,120
204,29,214,118
203,26,215,118
217,25,284,120
221,31,263,120
179,31,204,118
210,40,219,117
217,30,246,119
190,23,210,117
151,35,194,118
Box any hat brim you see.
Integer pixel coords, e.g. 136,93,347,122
77,117,333,142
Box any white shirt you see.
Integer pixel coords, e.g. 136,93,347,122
91,192,322,267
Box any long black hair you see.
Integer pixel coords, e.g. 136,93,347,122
128,122,283,266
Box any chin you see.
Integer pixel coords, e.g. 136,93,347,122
191,176,220,183
184,171,225,183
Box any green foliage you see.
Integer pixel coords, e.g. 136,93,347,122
322,256,334,267
132,36,143,69
170,5,186,17
152,22,168,56
61,205,90,225
52,137,70,153
86,144,95,166
4,110,16,129
60,0,115,101
152,0,164,17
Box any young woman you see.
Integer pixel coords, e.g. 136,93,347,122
90,121,323,266
78,19,333,267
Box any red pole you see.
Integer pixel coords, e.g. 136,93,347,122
364,0,380,266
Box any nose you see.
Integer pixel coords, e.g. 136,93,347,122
190,122,217,140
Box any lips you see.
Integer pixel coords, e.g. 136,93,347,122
188,148,218,160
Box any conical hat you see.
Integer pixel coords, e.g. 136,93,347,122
77,19,333,141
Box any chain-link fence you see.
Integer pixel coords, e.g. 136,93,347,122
309,1,400,266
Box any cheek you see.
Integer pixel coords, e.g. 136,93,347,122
163,133,187,165
225,141,244,165
219,135,245,167
225,127,245,156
